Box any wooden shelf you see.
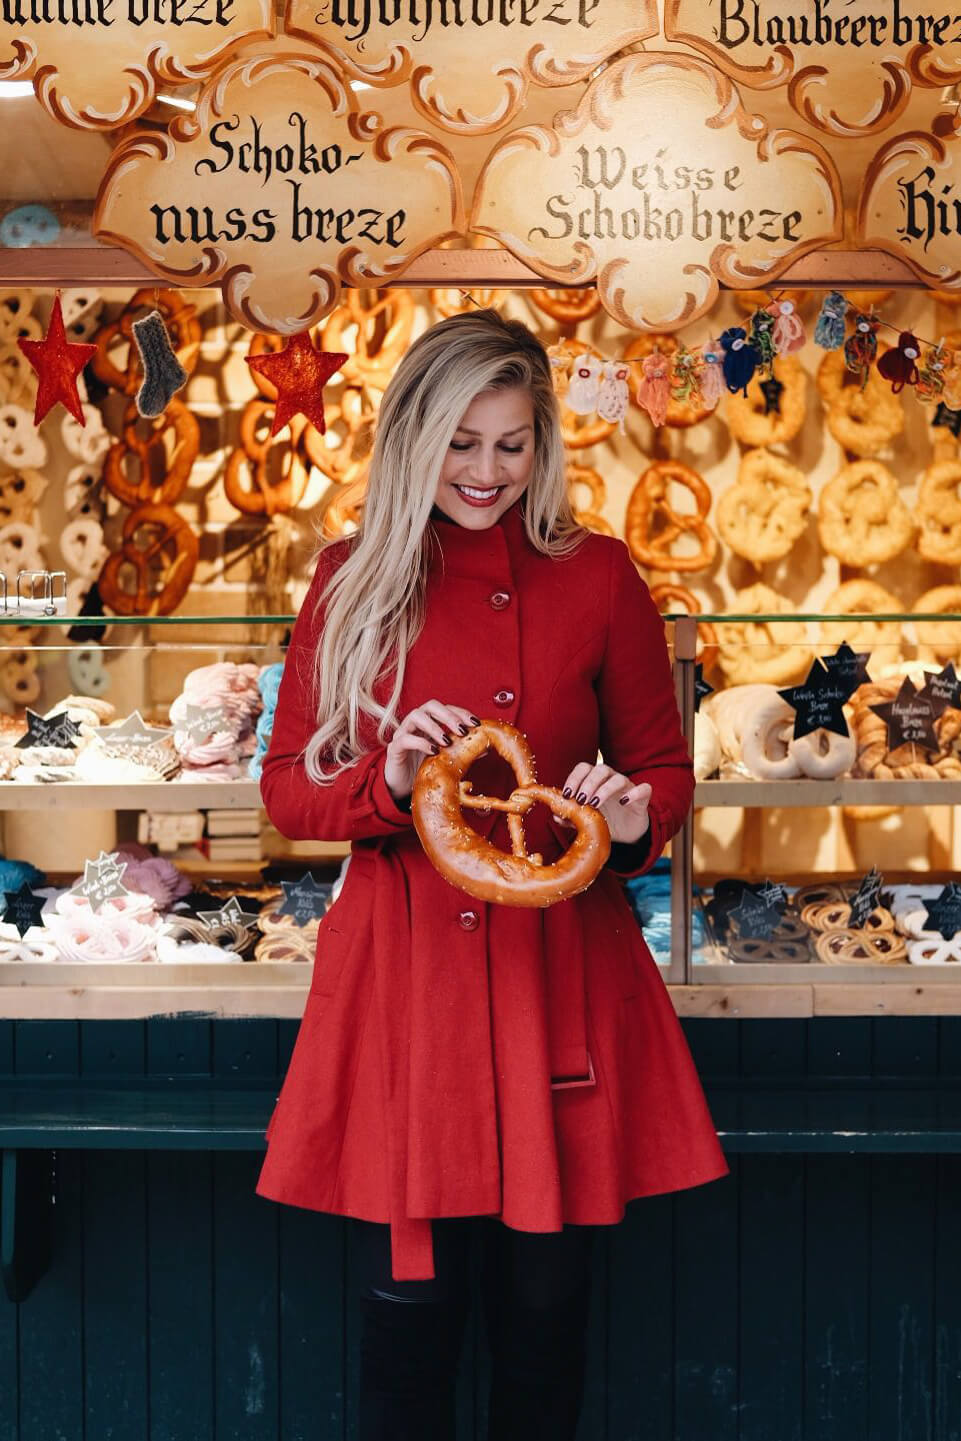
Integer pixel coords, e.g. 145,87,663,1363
0,780,263,811
695,778,961,808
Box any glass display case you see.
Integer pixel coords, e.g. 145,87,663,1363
669,610,961,1000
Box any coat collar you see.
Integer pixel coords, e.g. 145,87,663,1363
427,494,531,578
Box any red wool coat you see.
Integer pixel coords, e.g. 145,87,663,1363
255,496,729,1280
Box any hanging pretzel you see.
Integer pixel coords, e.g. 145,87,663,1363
321,290,415,392
224,399,311,516
99,502,198,615
565,462,614,535
301,384,377,488
411,719,610,907
625,461,717,573
103,398,200,509
91,289,201,396
528,288,602,326
649,582,719,674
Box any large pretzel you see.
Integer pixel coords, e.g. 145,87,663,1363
626,460,717,573
411,719,610,907
99,502,198,615
103,398,199,508
321,290,414,392
224,399,311,516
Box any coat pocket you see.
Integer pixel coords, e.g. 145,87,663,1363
309,915,352,997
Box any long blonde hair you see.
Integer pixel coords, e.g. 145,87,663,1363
305,308,590,784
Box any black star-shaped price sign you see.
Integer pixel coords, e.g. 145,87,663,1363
277,873,331,927
919,663,961,718
934,402,961,436
14,708,81,750
869,676,939,752
2,884,46,936
778,655,856,740
70,851,130,913
694,662,714,714
821,641,872,697
759,375,784,415
923,883,961,939
849,866,883,929
731,880,788,940
198,896,261,929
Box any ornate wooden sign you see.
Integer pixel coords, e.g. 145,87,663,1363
0,0,272,129
472,53,842,331
664,0,961,138
285,0,657,134
858,127,961,290
92,52,465,333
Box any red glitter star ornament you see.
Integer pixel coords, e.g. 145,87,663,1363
17,294,97,427
245,331,348,438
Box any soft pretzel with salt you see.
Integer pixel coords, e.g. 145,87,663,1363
817,461,914,566
716,448,811,564
411,719,610,907
725,356,806,448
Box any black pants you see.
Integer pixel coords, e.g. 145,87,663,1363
352,1215,597,1441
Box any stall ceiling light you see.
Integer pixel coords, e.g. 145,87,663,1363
0,81,34,98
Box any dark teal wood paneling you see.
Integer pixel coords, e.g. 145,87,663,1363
3,1016,961,1439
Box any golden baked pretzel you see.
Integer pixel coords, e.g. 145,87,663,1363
302,385,377,488
817,461,914,566
915,461,961,566
648,582,719,674
725,355,806,448
224,399,311,516
623,334,714,428
715,582,811,686
716,448,811,564
626,461,717,573
321,290,414,392
914,586,961,664
814,930,905,964
411,719,610,907
820,579,904,661
528,288,601,326
817,348,904,456
99,502,198,615
565,462,614,535
103,399,200,509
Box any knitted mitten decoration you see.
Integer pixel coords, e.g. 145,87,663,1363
132,309,188,418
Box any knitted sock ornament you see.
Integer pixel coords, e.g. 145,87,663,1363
814,291,848,350
132,309,188,418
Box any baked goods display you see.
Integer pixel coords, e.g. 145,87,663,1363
411,718,610,907
700,878,911,965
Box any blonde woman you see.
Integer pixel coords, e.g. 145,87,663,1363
256,309,728,1440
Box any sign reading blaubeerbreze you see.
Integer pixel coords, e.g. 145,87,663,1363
286,0,657,134
93,52,464,335
472,53,842,332
665,0,961,137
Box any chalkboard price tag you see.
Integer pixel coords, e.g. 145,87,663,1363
869,676,939,752
730,879,788,940
70,851,130,913
277,873,330,927
14,709,81,751
849,866,883,929
923,883,961,940
778,647,867,740
2,885,46,936
919,663,961,718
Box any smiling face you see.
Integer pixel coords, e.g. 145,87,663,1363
433,385,535,528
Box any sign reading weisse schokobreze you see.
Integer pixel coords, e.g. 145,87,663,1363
472,53,843,332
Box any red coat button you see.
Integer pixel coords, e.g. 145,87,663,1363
489,591,511,609
458,910,479,930
493,689,515,706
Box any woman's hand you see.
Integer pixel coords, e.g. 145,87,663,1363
551,762,652,845
384,700,480,802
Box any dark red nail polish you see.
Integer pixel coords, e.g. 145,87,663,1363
458,723,470,735
589,795,600,807
576,791,587,804
470,715,481,726
562,787,572,798
430,744,439,754
618,796,629,805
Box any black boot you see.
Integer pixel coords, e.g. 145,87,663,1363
358,1292,469,1441
485,1277,592,1441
